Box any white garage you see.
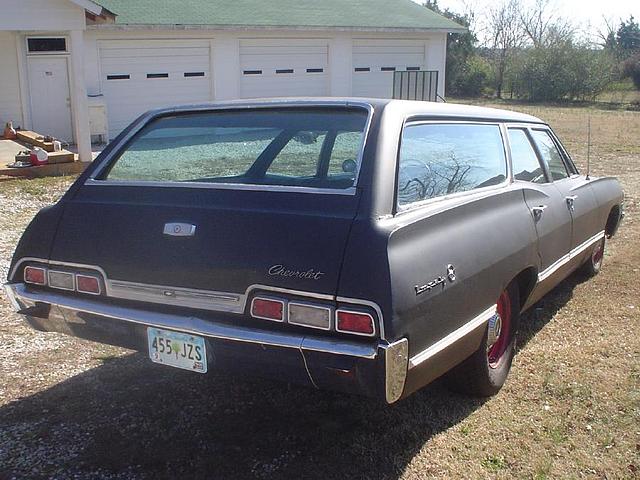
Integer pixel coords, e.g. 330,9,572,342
352,40,427,98
99,40,211,137
0,0,464,162
239,39,329,99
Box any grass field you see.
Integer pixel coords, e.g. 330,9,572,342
0,103,638,479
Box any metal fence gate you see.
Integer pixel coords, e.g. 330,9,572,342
392,70,439,102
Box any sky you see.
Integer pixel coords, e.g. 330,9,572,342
413,0,639,44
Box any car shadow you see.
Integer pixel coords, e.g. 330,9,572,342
0,273,587,480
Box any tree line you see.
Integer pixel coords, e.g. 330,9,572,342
425,0,640,102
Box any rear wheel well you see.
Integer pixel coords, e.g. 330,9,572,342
513,267,537,312
605,205,622,238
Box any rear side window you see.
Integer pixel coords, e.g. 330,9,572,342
397,123,507,206
101,108,368,190
530,130,569,181
508,129,546,183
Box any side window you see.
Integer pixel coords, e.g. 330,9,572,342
397,123,507,206
266,131,327,177
508,129,547,183
531,129,569,181
328,131,362,177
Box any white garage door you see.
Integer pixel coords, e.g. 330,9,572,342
240,39,329,99
352,40,426,98
100,40,211,137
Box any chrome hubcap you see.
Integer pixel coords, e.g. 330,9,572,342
487,313,502,350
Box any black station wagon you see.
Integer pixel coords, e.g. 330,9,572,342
5,99,624,403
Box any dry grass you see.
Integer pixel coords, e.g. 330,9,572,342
0,104,639,479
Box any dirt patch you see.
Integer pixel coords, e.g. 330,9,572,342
0,105,639,479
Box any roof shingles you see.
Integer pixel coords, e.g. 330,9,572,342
94,0,464,31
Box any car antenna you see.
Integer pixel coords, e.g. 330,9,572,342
586,115,591,180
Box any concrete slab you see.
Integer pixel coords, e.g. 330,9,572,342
0,139,26,164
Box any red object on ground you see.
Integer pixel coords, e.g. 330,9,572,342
29,148,49,166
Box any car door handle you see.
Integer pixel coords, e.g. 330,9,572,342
565,195,578,211
531,205,547,221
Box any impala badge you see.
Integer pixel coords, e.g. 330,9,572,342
415,264,457,296
163,223,196,237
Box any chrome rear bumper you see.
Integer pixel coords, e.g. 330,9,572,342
4,283,408,403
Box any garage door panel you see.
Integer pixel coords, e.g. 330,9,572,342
352,40,426,98
99,40,211,138
239,40,329,99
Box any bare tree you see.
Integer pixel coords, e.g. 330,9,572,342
519,0,574,47
487,0,525,98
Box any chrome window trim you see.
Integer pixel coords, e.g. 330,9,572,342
84,179,357,196
85,101,374,196
538,230,605,283
8,258,386,340
395,120,511,214
409,304,497,369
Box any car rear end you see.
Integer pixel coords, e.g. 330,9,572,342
5,101,408,403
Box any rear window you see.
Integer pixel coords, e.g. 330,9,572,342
397,123,507,206
100,108,368,190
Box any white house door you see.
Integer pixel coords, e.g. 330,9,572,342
352,40,426,98
239,39,329,99
27,56,73,142
99,40,212,138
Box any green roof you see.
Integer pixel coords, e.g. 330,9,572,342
94,0,465,31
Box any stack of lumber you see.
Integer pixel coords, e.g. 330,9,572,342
15,131,75,164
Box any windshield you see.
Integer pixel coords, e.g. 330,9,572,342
99,107,369,190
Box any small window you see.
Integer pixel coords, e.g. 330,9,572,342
107,74,130,80
184,72,205,77
243,70,262,75
406,66,421,71
531,130,569,181
267,132,327,177
397,123,507,206
27,37,67,53
147,73,169,79
276,69,294,74
328,131,363,178
354,67,370,72
381,67,396,72
508,129,546,183
306,68,324,73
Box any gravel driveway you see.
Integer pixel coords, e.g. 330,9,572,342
1,103,639,479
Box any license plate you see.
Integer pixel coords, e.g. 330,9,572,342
147,327,207,373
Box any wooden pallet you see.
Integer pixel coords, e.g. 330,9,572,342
0,160,87,179
16,130,56,152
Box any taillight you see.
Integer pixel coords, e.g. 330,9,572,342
288,302,331,330
24,266,47,285
336,310,375,336
251,297,285,322
76,274,101,295
48,271,75,291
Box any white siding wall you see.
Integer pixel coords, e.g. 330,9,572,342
0,0,85,31
81,29,448,135
0,32,24,128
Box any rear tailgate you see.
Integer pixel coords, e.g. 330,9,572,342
50,185,361,296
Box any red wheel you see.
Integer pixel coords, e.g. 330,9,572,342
487,290,512,368
445,283,520,397
580,236,605,277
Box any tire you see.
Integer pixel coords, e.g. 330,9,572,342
445,282,520,397
579,236,605,278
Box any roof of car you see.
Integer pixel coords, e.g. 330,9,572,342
148,98,546,125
